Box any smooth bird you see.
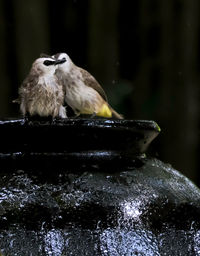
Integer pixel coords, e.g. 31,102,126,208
15,57,67,119
53,53,123,119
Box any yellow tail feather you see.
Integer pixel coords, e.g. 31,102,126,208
97,104,112,118
81,103,123,119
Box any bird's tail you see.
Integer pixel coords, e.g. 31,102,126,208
109,106,124,119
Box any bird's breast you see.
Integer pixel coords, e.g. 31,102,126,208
28,76,64,116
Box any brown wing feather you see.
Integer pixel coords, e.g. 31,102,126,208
79,68,108,102
18,70,39,101
21,71,39,89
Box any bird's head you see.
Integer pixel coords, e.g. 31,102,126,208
32,57,58,75
53,53,73,72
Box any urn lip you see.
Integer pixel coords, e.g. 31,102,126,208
0,117,161,132
0,118,160,168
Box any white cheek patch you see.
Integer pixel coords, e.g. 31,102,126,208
43,66,56,76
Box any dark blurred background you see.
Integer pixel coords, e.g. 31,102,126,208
0,0,200,186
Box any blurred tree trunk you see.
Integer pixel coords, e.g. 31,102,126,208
159,0,200,181
0,1,10,117
134,0,199,182
13,0,50,82
88,0,120,88
133,0,156,118
177,0,199,181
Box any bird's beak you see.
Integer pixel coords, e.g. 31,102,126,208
54,58,66,65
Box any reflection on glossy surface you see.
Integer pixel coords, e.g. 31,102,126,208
0,158,200,255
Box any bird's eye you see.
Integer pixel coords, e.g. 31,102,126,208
54,58,67,65
43,60,55,66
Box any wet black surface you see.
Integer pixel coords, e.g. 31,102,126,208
0,118,160,169
0,119,199,255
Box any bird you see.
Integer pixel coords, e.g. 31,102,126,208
53,52,123,119
15,56,67,119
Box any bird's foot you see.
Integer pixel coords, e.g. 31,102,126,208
73,112,81,119
90,112,97,118
50,118,57,125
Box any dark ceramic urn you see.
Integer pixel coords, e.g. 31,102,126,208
0,119,200,256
